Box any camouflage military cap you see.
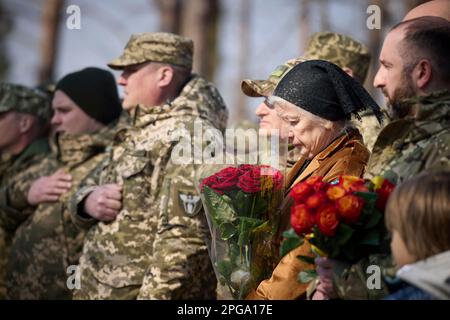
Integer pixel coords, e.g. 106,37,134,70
108,32,193,71
241,32,371,97
303,32,371,83
241,57,305,97
0,83,52,120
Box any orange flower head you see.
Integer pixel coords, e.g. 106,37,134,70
326,185,347,201
316,204,340,237
291,182,314,204
291,204,316,235
339,176,367,192
305,192,328,210
336,194,364,224
306,176,323,186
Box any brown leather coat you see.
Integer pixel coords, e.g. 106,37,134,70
247,129,369,300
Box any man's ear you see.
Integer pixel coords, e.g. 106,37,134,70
412,59,432,90
157,66,174,88
18,114,34,133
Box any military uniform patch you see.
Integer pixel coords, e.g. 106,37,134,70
178,192,202,216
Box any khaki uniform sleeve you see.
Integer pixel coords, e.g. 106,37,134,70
0,160,53,231
67,159,107,229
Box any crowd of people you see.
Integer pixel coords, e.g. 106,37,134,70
0,0,449,300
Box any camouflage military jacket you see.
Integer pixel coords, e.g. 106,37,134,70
366,90,450,184
0,138,49,299
70,75,228,299
5,123,117,299
0,138,50,186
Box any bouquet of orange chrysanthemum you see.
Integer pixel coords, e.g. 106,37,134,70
281,175,395,282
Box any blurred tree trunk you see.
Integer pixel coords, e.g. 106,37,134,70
154,0,181,33
39,0,64,84
299,0,310,52
0,0,12,80
233,0,251,124
181,0,220,80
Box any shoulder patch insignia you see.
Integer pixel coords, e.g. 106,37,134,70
178,192,202,216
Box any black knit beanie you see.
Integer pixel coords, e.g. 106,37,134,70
55,67,122,125
273,60,383,123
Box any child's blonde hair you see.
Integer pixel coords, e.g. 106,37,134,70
386,171,450,261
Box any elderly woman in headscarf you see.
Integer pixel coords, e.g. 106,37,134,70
246,60,383,300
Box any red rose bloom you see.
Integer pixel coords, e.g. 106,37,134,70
237,166,262,193
376,179,396,211
336,194,364,224
237,164,254,175
316,204,340,237
306,176,327,192
305,192,328,210
291,204,316,235
290,182,314,203
201,167,239,194
306,176,323,185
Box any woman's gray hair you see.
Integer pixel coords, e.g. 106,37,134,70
267,95,351,135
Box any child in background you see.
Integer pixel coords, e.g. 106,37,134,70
385,171,450,300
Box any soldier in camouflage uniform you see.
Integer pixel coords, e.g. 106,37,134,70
365,17,450,183
68,33,228,299
317,17,450,300
365,90,450,184
0,83,52,184
0,83,52,299
242,31,384,152
2,67,123,299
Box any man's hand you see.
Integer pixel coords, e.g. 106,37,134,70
312,257,339,300
27,169,72,206
83,184,122,222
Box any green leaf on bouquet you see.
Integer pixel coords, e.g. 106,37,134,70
280,228,304,258
234,190,254,217
296,255,315,265
252,220,271,234
219,222,238,240
216,260,233,285
237,216,263,246
298,270,317,284
355,191,377,220
363,210,383,229
359,229,380,246
251,196,268,217
203,186,237,228
335,223,355,246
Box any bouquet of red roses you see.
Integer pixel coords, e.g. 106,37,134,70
200,164,284,299
281,175,395,282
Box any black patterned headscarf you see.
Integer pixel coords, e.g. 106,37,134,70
273,60,383,123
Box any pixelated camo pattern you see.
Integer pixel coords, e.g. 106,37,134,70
0,138,50,299
108,32,193,71
0,83,52,121
4,124,116,299
366,90,450,184
241,31,371,98
71,75,228,299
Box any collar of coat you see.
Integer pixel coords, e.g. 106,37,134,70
287,129,365,190
52,122,116,167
